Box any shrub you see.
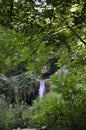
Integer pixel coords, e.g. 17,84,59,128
31,93,66,130
0,98,33,130
0,97,9,130
0,79,15,104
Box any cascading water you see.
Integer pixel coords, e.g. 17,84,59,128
38,79,45,98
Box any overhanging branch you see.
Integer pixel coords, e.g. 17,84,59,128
61,16,86,45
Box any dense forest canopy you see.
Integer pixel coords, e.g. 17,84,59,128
0,0,86,74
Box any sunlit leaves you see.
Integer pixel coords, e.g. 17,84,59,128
0,26,24,72
0,0,86,75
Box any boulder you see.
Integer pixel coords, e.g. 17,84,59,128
0,73,8,81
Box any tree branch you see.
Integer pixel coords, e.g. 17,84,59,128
61,16,86,45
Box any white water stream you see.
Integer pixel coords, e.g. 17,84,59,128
38,79,45,98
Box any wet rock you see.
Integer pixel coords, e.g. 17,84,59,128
0,73,8,81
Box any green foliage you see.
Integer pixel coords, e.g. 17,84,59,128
14,73,37,104
0,98,8,130
31,93,65,129
0,0,86,129
50,67,86,100
0,99,33,130
31,70,86,130
0,25,24,73
18,73,35,88
0,0,86,74
50,66,86,130
30,58,86,130
0,79,15,103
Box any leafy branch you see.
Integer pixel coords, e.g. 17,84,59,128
61,16,86,45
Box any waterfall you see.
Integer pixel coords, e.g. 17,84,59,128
38,79,45,98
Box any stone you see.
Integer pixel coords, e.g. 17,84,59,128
14,128,37,130
0,74,8,81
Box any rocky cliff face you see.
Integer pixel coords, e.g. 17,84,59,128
0,73,50,105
